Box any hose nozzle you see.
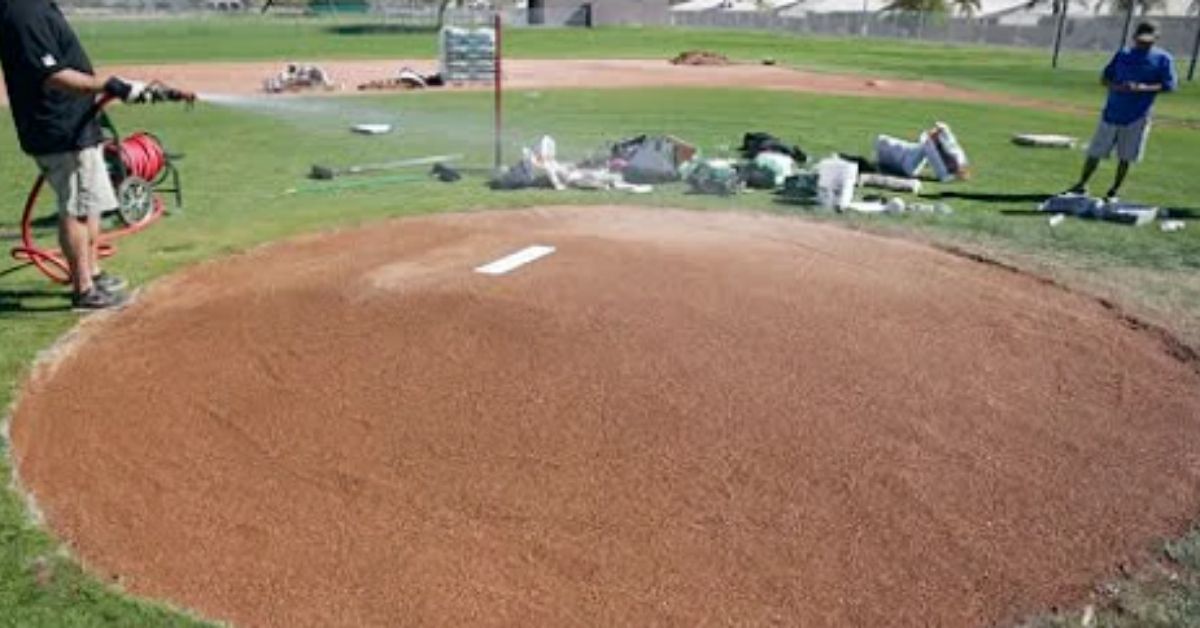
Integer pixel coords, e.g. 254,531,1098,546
141,82,198,106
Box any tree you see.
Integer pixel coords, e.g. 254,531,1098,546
949,0,981,16
1023,0,1090,16
882,0,982,14
882,0,947,12
437,0,457,29
1094,0,1167,15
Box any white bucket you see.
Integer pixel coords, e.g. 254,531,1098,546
817,157,859,210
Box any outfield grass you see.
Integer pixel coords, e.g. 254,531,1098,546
1,74,1198,626
68,17,1200,124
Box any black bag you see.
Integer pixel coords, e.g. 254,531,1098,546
740,132,807,164
742,163,778,190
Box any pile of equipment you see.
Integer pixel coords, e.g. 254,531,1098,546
263,63,337,93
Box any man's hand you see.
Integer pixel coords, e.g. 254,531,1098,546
101,76,143,101
1102,78,1128,92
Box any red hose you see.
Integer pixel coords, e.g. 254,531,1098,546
112,132,169,181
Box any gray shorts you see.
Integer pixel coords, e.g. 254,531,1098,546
1086,117,1150,163
34,145,118,219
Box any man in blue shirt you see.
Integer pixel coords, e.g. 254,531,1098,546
1066,21,1177,202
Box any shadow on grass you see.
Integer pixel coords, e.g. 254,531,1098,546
925,191,1051,204
29,213,57,229
0,262,33,281
1164,207,1200,219
0,288,70,314
324,24,439,36
0,263,71,313
1,214,56,237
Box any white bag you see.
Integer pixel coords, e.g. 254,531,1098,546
817,156,859,210
753,152,796,187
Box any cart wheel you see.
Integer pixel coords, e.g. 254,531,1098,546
116,176,155,227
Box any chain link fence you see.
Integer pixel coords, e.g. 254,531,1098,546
54,0,1200,69
671,10,1199,57
59,0,589,26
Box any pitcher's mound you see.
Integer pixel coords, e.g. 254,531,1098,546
11,206,1200,627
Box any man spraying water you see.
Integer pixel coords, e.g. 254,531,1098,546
1,0,195,310
1064,21,1176,203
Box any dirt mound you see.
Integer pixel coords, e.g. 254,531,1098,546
670,49,732,65
11,206,1200,627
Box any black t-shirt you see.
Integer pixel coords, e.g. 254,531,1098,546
0,0,101,156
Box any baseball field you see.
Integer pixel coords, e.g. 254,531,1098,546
1,17,1199,627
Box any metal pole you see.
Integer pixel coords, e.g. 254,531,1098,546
1051,0,1068,68
1189,12,1200,81
493,12,503,172
1119,0,1136,49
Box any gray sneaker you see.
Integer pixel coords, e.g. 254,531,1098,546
72,287,128,312
92,271,128,294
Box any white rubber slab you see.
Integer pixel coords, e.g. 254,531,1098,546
475,245,556,276
352,123,393,135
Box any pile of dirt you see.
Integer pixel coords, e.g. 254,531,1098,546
670,50,731,66
1,59,1055,110
11,206,1200,627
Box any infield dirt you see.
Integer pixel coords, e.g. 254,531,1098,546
11,206,1200,627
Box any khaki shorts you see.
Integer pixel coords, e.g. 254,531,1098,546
34,145,118,219
1086,117,1151,163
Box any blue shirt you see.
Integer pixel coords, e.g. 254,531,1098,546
1101,46,1177,125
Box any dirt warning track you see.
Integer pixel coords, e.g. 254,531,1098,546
11,206,1200,627
0,59,1051,109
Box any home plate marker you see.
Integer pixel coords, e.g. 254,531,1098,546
474,245,557,276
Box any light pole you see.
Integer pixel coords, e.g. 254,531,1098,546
1119,0,1136,49
1189,11,1199,80
1051,0,1069,68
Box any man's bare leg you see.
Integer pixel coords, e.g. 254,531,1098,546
1106,160,1131,199
58,215,93,294
86,211,102,279
1068,157,1101,194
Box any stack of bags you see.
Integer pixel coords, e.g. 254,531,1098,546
439,27,496,84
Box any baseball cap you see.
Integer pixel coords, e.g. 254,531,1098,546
1134,21,1158,43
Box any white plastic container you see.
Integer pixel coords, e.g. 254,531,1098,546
817,157,859,210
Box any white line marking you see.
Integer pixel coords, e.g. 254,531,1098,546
474,245,556,276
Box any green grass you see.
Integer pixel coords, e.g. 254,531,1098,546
1,84,1199,623
1026,527,1200,627
69,17,1200,123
